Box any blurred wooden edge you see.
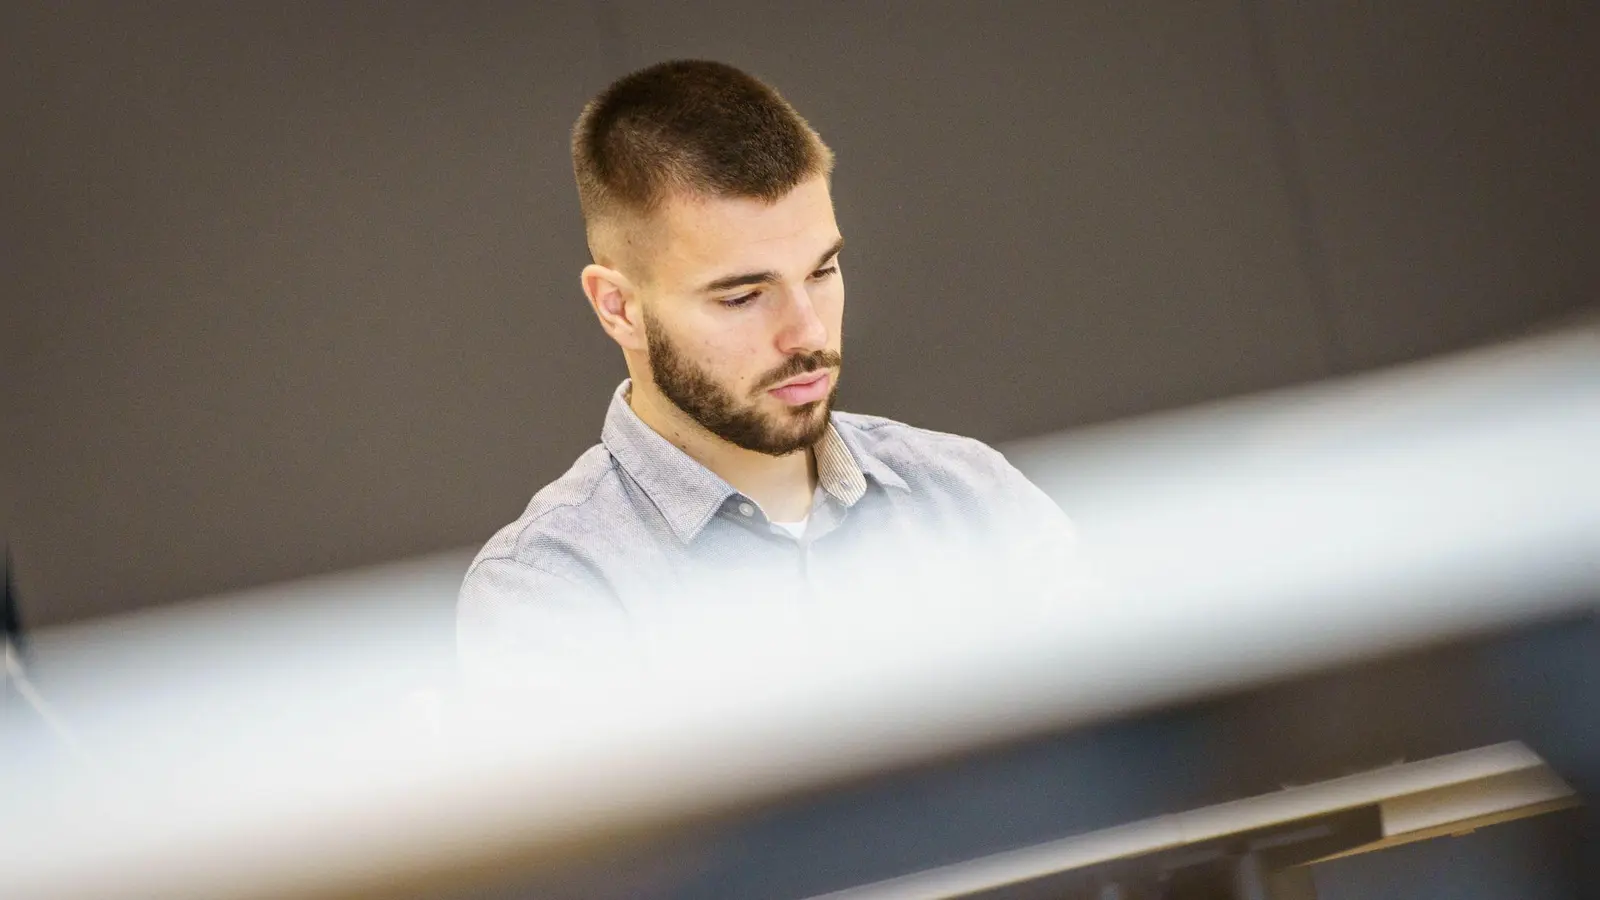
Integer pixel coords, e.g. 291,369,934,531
1309,766,1581,864
808,742,1577,900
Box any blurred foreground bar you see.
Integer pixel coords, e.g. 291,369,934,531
0,322,1596,900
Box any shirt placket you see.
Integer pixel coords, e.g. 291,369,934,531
800,493,854,608
728,496,809,610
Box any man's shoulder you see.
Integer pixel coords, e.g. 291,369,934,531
831,410,1016,486
469,443,630,572
832,411,1075,548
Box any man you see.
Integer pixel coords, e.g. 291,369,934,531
458,60,1078,675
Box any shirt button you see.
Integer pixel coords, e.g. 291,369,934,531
737,502,755,517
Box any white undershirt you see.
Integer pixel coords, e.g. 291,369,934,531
771,517,808,540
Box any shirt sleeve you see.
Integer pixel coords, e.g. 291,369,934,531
456,556,634,692
988,451,1099,609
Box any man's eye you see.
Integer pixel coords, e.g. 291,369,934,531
811,264,839,280
720,292,758,309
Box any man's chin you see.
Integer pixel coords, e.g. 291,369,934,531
781,395,832,422
739,412,825,457
788,406,834,445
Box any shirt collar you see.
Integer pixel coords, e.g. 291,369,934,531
600,379,902,544
830,418,912,495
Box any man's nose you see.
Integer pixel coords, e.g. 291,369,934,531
777,286,829,354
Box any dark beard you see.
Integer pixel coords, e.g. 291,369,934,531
645,314,841,457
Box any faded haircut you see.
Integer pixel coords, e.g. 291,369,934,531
572,60,834,270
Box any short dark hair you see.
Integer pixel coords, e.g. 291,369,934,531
572,60,834,263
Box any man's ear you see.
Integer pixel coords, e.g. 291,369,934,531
581,264,647,352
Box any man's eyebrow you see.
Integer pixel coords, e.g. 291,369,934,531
698,237,846,294
815,237,846,270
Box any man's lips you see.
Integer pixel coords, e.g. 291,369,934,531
768,371,832,405
771,371,827,390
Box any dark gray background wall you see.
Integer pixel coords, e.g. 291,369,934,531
5,1,1597,627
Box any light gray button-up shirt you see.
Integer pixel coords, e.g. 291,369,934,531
458,380,1079,677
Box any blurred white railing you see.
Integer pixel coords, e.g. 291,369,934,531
1,322,1596,900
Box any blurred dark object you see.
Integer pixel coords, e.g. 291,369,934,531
3,545,22,651
3,544,39,753
3,544,22,704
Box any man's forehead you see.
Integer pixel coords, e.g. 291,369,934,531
655,180,839,275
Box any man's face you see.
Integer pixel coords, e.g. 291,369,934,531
635,176,844,457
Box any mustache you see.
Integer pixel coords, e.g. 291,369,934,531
753,350,842,392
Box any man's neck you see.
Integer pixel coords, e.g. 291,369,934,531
629,385,817,522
